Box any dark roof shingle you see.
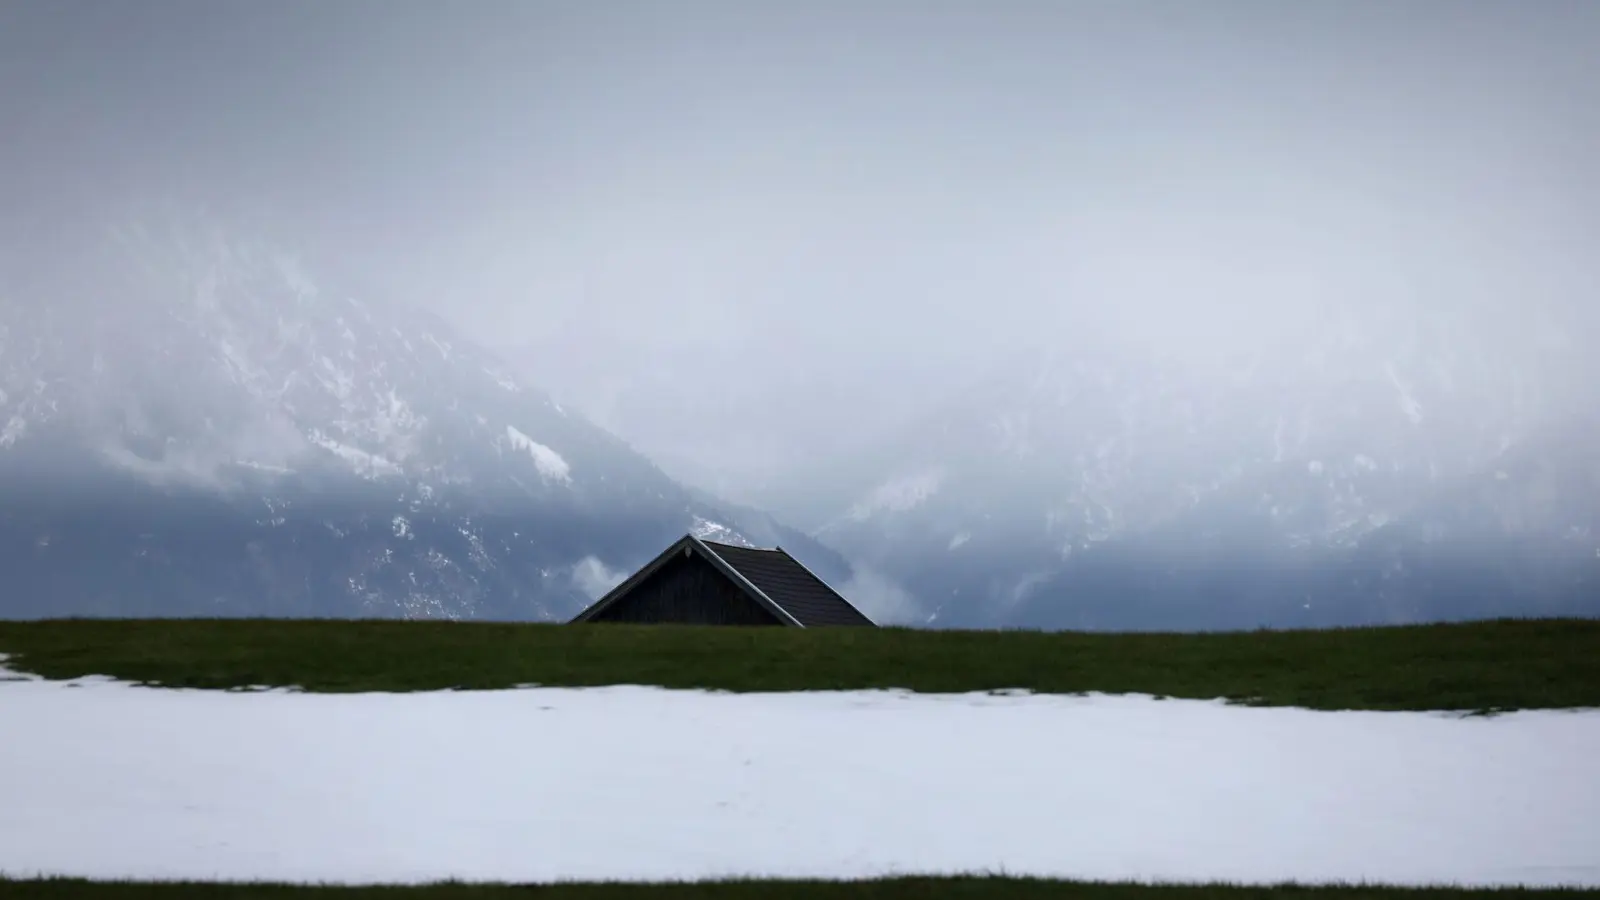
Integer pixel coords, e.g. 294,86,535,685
701,541,875,627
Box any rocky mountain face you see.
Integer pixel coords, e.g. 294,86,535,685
0,213,850,620
788,302,1600,630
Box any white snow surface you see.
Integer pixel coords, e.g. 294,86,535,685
1,663,1598,888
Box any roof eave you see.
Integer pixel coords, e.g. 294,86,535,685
773,545,877,627
568,533,807,628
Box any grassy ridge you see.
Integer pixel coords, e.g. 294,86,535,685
1,880,1598,900
1,617,1597,711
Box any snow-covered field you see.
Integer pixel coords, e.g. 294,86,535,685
2,658,1598,889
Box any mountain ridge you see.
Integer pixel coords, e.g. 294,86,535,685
0,210,858,622
786,304,1600,629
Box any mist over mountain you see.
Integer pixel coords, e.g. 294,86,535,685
4,205,1594,630
0,209,855,621
4,208,1595,630
763,300,1600,629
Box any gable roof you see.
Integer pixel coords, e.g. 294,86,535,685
699,540,876,627
569,534,875,627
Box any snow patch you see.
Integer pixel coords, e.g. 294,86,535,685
504,426,571,483
422,333,452,360
2,669,1598,887
234,460,295,475
484,368,520,391
315,358,355,401
308,432,402,479
847,468,944,521
1385,362,1425,425
216,338,264,386
691,516,754,547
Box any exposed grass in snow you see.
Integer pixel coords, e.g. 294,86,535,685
2,878,1598,899
0,617,1596,710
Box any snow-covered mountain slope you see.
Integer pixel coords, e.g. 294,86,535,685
787,304,1600,629
0,212,850,620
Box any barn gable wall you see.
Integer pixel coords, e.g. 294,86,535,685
587,551,785,625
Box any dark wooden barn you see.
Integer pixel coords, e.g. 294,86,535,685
568,534,876,627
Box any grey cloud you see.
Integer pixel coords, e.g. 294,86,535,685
2,0,1597,502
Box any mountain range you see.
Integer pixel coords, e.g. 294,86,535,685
0,212,852,621
757,303,1600,629
3,210,1596,630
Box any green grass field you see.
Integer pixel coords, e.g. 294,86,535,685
1,616,1597,712
1,879,1598,900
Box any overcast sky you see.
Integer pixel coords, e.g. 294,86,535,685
3,0,1597,497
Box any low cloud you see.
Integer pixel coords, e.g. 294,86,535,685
839,566,923,626
570,555,627,600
